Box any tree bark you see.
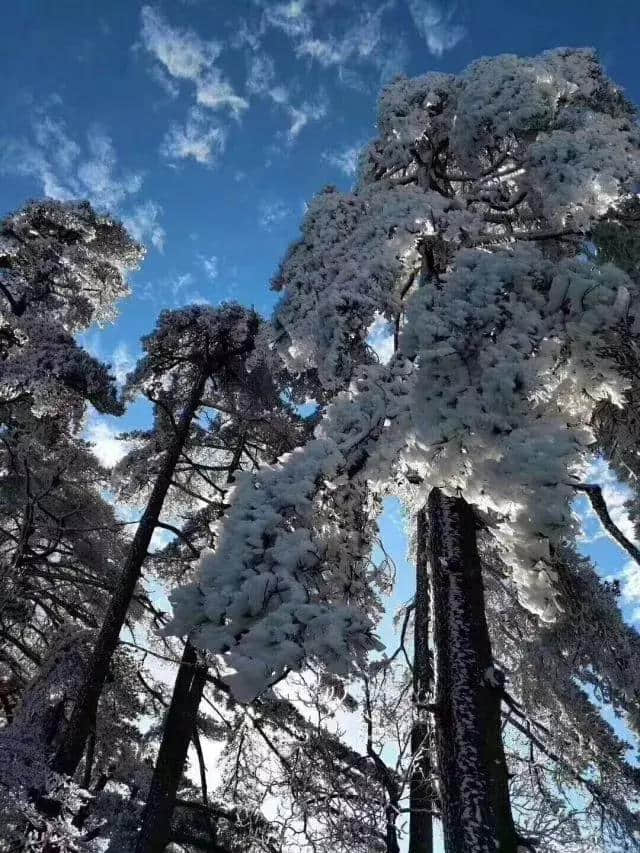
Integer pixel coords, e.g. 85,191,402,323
427,487,517,853
53,369,209,778
135,639,208,853
409,506,434,853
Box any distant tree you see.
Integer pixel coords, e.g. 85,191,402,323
170,49,640,852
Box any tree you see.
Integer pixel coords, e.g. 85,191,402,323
0,199,149,848
0,199,143,686
52,303,285,780
169,49,640,851
130,310,307,853
0,198,141,416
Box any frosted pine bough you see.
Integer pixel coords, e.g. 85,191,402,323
169,48,640,697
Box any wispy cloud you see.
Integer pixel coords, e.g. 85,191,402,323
140,6,248,118
148,63,181,98
261,1,313,39
110,341,136,385
246,51,323,141
406,0,466,56
620,560,640,612
79,335,139,386
124,200,165,251
322,141,363,177
161,107,226,165
258,199,290,229
141,5,221,81
1,111,164,251
287,98,327,141
171,271,212,306
296,3,390,67
2,116,141,210
247,54,289,104
199,254,218,280
255,0,406,85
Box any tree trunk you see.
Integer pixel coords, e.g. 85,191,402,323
409,506,433,853
135,639,208,853
427,487,517,853
53,370,209,778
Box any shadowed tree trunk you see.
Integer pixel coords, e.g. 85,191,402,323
409,505,434,853
53,368,209,778
428,487,517,853
135,639,208,853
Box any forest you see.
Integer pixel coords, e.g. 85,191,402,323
2,47,640,853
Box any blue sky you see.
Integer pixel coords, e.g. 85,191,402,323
3,0,640,371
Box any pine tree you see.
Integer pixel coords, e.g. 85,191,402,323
0,199,147,848
169,49,640,851
130,309,307,853
52,303,282,780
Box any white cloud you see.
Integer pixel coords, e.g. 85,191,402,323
246,53,290,104
246,53,276,95
322,142,363,177
124,200,166,251
164,270,211,306
246,52,328,144
621,560,640,606
140,6,248,117
140,5,221,81
172,271,195,299
2,116,142,212
295,2,393,69
196,70,249,117
110,341,136,385
161,108,226,164
406,0,466,56
199,254,218,280
255,0,406,88
1,111,165,252
148,63,181,98
269,85,290,105
86,415,131,468
287,99,327,141
231,18,262,51
258,199,290,229
262,1,313,38
75,127,143,209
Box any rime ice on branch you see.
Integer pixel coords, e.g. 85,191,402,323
171,49,640,691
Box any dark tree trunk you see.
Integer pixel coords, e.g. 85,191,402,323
409,506,434,853
427,487,517,853
53,370,209,778
135,639,208,853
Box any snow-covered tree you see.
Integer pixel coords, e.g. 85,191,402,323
53,303,287,781
170,48,640,851
0,199,143,701
0,199,142,417
129,310,308,853
0,199,148,848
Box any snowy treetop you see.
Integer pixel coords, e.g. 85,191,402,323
171,49,640,695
